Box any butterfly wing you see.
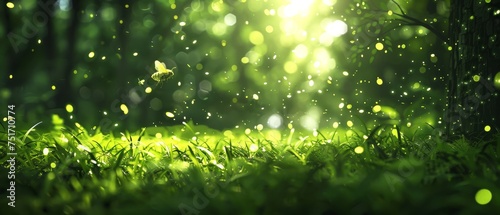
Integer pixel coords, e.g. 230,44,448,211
154,60,168,73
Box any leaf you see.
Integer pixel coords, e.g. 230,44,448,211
385,38,392,46
197,146,216,161
187,145,202,168
113,148,127,170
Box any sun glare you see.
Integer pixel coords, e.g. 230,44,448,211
325,20,348,37
279,0,315,18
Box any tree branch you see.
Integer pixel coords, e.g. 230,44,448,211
391,0,406,16
392,12,449,43
368,9,449,43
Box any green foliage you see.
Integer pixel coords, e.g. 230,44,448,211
1,0,497,213
1,123,499,214
1,0,450,133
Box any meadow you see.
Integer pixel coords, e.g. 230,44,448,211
1,120,499,214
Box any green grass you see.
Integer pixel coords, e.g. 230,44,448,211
1,121,499,215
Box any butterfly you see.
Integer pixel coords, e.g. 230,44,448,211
151,60,175,86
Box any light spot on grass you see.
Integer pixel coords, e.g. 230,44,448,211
372,105,381,113
169,161,190,172
51,85,56,90
475,189,492,205
332,122,339,128
354,146,364,154
65,104,74,113
60,135,69,143
391,128,399,137
50,162,56,168
245,128,251,135
249,144,258,152
88,52,95,58
223,130,233,138
376,77,383,85
256,124,264,131
375,42,384,51
155,133,162,138
145,87,152,93
346,130,353,136
172,135,181,141
43,148,49,155
77,144,90,152
6,2,15,8
53,114,64,127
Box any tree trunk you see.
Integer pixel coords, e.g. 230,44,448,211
446,0,500,139
55,0,81,110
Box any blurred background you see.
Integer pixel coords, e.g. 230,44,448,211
0,0,450,135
